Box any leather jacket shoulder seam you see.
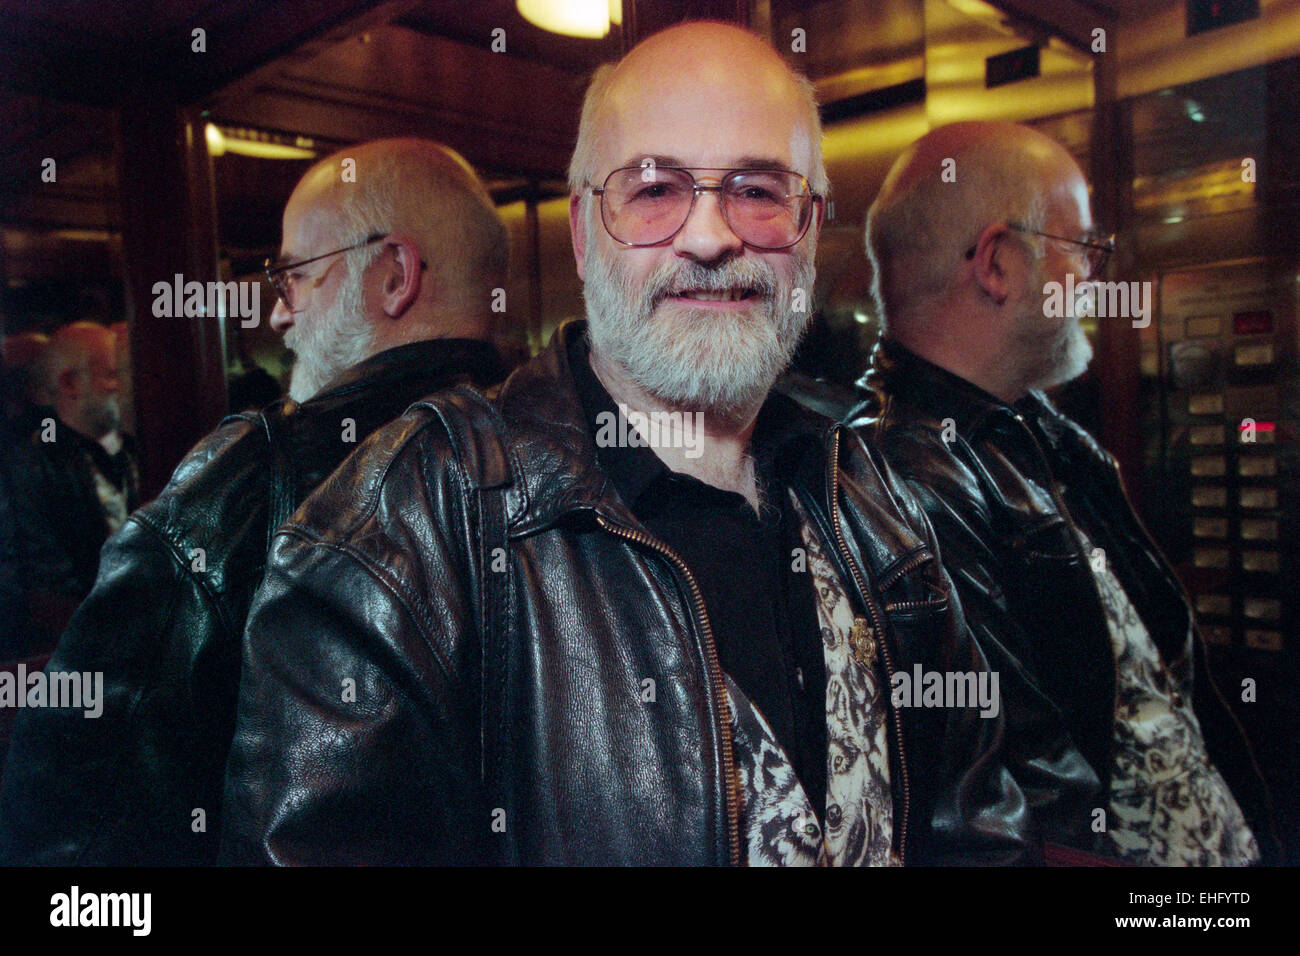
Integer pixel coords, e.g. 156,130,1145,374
272,525,457,681
122,511,241,638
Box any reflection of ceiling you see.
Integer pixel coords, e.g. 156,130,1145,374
0,0,1229,290
0,95,117,231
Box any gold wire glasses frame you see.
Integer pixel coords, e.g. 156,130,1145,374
589,166,823,250
964,222,1116,279
263,232,385,312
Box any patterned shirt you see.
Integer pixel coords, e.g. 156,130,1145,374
727,493,899,867
1078,531,1258,866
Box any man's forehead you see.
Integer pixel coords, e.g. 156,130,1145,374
1050,169,1094,231
597,71,811,175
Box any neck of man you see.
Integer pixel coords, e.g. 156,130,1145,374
588,345,766,512
895,298,1030,405
370,304,491,355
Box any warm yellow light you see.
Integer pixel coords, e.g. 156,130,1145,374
222,138,317,160
204,123,317,160
205,122,226,156
517,0,610,38
609,0,622,26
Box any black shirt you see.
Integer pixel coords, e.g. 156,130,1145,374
568,333,828,814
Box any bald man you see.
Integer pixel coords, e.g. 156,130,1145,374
221,23,1032,866
4,322,139,651
0,139,507,865
847,121,1277,864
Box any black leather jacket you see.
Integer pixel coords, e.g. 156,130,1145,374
0,338,504,865
4,420,140,653
847,338,1279,857
220,320,1035,866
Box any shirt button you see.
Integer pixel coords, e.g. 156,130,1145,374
795,667,805,691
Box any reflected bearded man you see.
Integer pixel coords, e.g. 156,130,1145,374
847,120,1278,864
221,22,1036,866
4,322,139,651
0,138,507,865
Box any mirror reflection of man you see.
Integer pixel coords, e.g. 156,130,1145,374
0,138,508,865
848,121,1278,864
6,322,138,648
221,23,1035,866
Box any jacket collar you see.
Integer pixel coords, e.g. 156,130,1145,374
859,336,1053,440
495,319,838,531
270,337,505,424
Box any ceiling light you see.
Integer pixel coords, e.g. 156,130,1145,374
517,0,621,39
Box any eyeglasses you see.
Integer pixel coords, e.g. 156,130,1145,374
965,222,1116,279
264,233,385,313
589,166,822,250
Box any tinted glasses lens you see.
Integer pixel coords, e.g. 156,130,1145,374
723,171,811,249
601,166,695,245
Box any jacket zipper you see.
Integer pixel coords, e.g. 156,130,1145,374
594,514,742,867
880,552,938,612
824,428,911,862
877,550,933,592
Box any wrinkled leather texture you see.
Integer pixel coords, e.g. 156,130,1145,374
0,338,504,865
220,320,1037,866
847,338,1278,856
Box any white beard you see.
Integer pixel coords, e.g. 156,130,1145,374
1020,268,1093,392
285,259,376,403
85,392,121,437
582,234,815,417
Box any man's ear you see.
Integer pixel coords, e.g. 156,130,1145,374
569,194,587,282
376,233,423,319
969,223,1019,307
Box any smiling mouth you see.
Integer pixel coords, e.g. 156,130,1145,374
668,287,762,302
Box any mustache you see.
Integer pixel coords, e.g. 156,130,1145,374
640,258,780,308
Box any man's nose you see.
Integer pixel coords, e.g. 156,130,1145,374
268,296,293,333
672,189,744,262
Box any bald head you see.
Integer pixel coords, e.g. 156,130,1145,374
867,121,1087,333
40,322,120,438
290,138,507,320
568,21,827,199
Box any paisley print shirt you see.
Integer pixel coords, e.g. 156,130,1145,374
1077,531,1258,866
726,492,899,867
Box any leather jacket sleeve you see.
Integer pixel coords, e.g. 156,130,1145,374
854,423,1102,848
219,417,486,865
0,425,261,865
0,514,237,864
838,428,1045,864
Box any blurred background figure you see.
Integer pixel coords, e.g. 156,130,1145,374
4,321,139,654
